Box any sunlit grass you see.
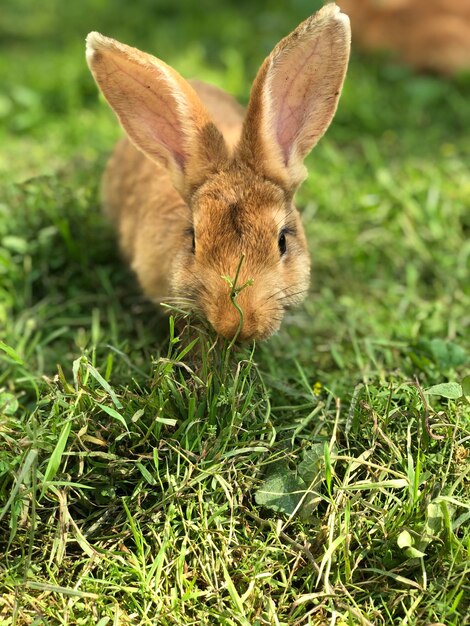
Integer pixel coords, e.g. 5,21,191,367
1,1,469,624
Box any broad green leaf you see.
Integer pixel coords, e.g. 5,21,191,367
0,392,18,415
417,339,467,370
398,529,429,559
405,546,426,559
255,462,306,515
424,501,444,540
424,382,462,399
397,529,413,549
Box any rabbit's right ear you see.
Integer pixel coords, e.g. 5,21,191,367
237,4,351,191
86,33,228,197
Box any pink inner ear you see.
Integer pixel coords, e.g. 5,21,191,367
96,51,187,169
270,38,331,165
133,88,186,168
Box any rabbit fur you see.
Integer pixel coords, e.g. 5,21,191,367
86,3,351,341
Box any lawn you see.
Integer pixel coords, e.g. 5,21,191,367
1,1,469,624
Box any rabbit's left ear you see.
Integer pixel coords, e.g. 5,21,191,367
238,3,350,190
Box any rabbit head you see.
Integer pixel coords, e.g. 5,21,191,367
86,4,350,341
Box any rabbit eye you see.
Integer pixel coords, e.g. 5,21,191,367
278,230,287,256
188,227,195,253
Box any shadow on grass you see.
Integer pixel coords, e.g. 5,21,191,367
1,160,169,385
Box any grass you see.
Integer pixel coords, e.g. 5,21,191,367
1,0,469,624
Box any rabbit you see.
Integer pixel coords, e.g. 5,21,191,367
86,3,350,341
339,0,470,75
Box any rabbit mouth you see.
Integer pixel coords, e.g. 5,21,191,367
206,303,284,342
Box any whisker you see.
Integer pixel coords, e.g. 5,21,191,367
162,297,196,304
266,285,309,303
276,289,309,302
265,287,288,303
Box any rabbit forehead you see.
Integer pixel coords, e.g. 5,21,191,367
192,168,289,228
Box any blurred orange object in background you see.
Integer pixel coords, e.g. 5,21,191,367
340,0,470,74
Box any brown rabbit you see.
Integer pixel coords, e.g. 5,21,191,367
339,0,470,75
86,3,350,341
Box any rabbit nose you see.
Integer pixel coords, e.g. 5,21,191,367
210,308,256,342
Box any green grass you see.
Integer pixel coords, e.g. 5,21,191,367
1,1,469,624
